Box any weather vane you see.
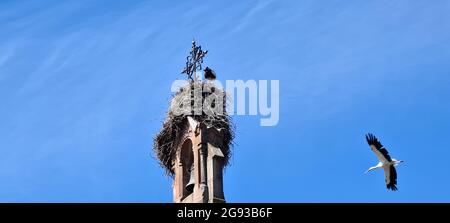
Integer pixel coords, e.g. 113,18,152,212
181,40,208,81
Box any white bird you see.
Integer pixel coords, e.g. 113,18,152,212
365,133,404,191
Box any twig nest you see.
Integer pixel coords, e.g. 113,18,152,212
154,81,234,176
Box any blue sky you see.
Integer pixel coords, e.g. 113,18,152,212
1,0,450,202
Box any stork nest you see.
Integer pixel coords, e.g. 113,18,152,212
154,81,234,177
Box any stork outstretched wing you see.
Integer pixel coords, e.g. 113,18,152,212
366,133,392,163
383,164,398,191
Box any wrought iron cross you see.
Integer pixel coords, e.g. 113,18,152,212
181,40,208,81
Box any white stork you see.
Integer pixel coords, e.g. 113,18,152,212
365,133,404,191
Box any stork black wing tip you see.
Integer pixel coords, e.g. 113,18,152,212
365,133,375,139
387,184,398,191
365,133,374,144
365,133,381,146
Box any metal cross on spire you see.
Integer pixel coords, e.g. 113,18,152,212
181,40,208,81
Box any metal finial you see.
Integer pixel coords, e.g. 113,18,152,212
181,40,208,81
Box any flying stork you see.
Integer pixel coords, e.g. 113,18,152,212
365,133,404,191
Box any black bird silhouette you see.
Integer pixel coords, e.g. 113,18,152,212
204,67,216,80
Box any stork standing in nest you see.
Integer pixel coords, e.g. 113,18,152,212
204,67,216,80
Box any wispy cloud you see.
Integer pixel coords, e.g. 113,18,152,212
1,0,450,202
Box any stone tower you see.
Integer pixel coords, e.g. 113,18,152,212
172,116,226,203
